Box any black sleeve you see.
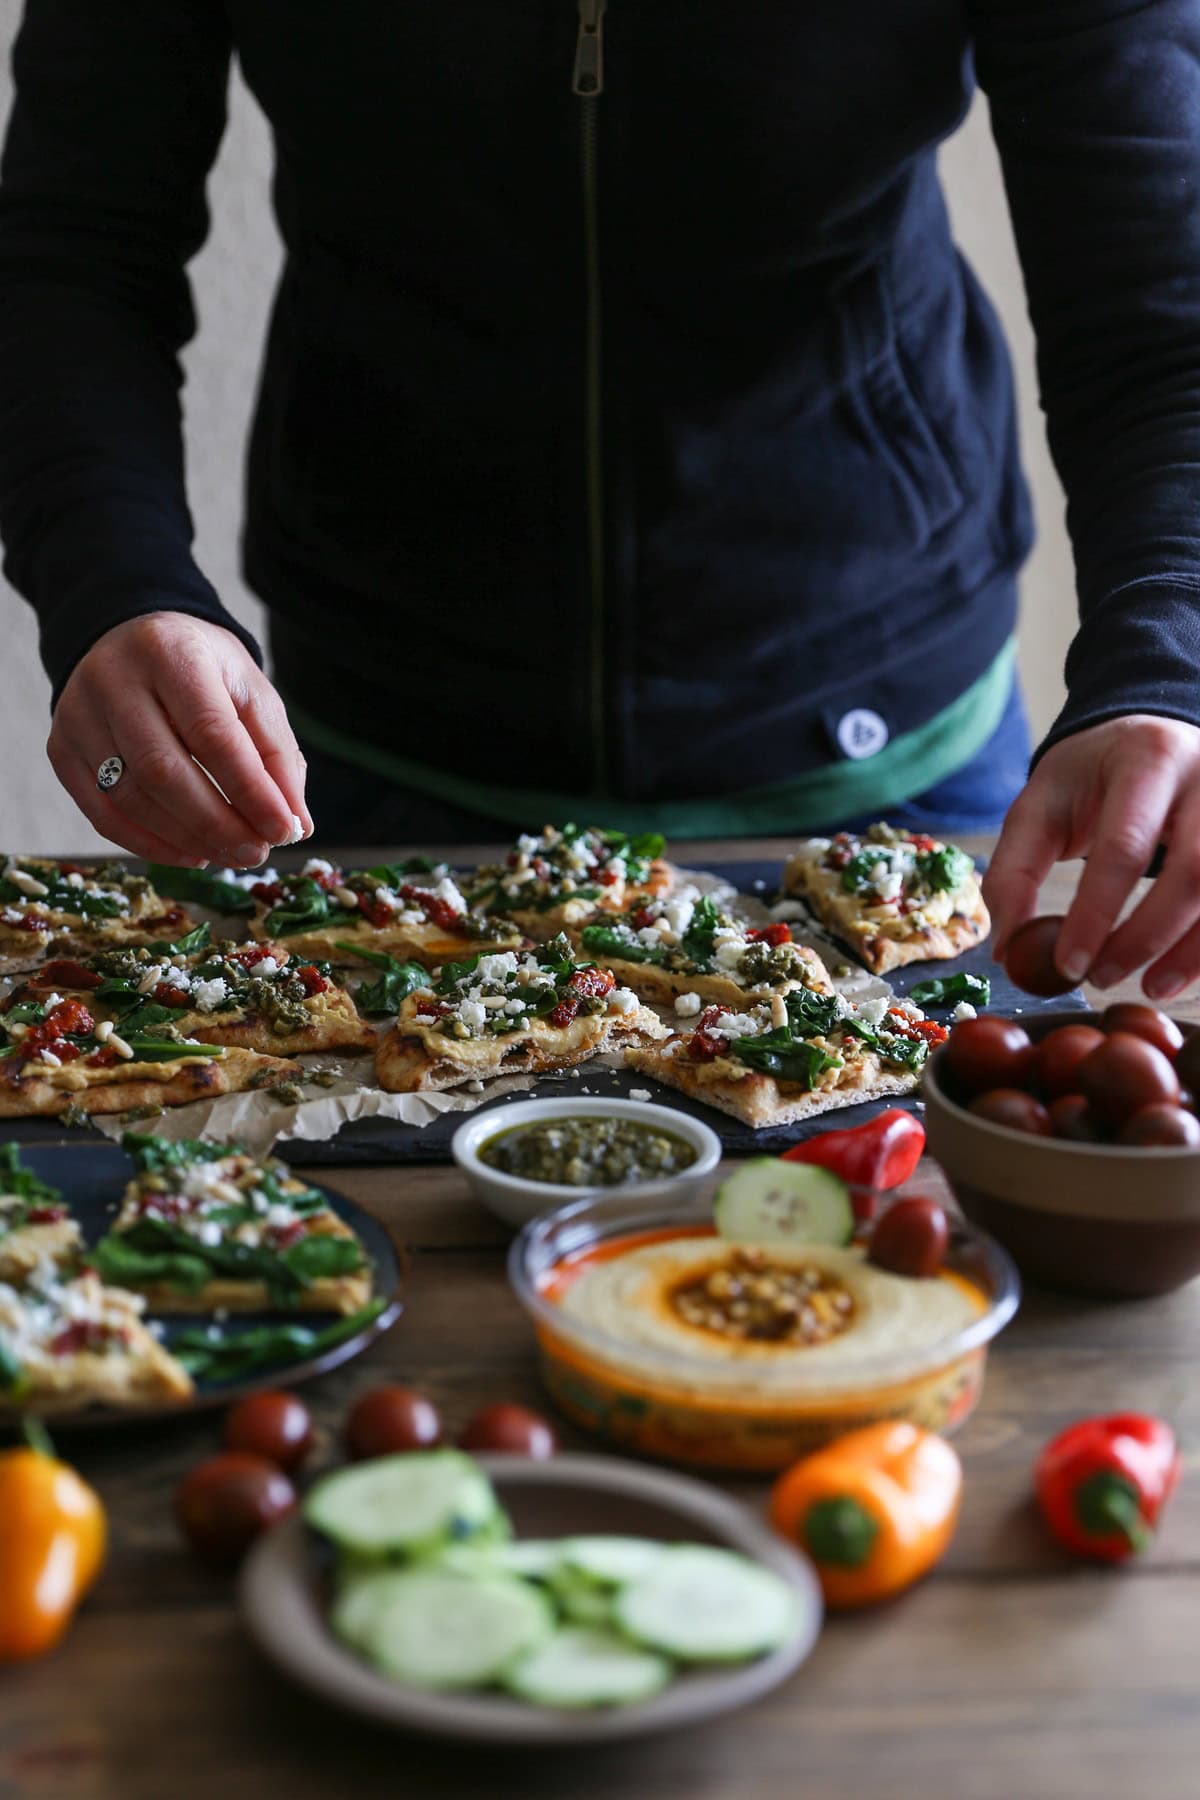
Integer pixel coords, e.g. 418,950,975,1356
0,0,262,703
970,0,1200,755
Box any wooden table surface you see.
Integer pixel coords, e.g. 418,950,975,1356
3,837,1199,1800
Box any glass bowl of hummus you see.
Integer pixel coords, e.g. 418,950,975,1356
509,1191,1019,1471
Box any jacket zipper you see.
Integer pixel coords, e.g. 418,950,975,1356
573,0,607,794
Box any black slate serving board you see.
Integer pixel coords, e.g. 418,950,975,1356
2,858,1086,1167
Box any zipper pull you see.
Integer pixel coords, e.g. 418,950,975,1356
573,0,606,96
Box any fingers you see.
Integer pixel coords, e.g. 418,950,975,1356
236,681,313,838
1085,791,1200,995
153,656,301,849
982,785,1070,962
46,741,209,866
1143,914,1200,1003
105,691,271,867
1052,754,1178,984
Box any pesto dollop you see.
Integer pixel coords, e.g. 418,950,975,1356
479,1115,698,1188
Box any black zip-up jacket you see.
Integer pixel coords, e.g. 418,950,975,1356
1,2,1200,806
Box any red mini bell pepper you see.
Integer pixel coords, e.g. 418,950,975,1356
1036,1414,1180,1562
781,1107,925,1190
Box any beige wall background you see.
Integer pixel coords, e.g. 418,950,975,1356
0,8,1075,853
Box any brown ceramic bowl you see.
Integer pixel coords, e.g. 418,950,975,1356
923,1010,1200,1298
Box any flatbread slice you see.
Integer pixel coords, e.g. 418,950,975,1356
94,1136,372,1316
0,1269,193,1410
0,1000,302,1118
246,857,523,967
576,888,837,1013
781,825,989,974
625,989,944,1129
375,937,669,1094
15,937,376,1056
0,1143,83,1284
464,824,674,940
0,856,195,974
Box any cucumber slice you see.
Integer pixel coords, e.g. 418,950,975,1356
615,1546,801,1664
560,1536,667,1588
504,1626,673,1709
358,1568,554,1690
330,1564,394,1655
714,1158,853,1247
304,1450,504,1557
548,1568,617,1627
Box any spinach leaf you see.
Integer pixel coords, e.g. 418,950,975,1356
282,1234,365,1283
784,988,848,1038
144,864,255,915
122,1133,242,1171
727,1031,843,1088
841,849,891,895
149,922,212,957
364,858,435,884
908,972,991,1009
3,1001,46,1029
578,925,667,967
262,877,336,937
122,1036,226,1062
92,1233,214,1295
915,846,974,894
528,885,599,913
0,864,126,918
0,1142,61,1208
171,1299,385,1384
100,1216,303,1302
335,943,429,1015
678,894,722,964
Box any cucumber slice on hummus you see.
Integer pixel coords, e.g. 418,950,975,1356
714,1158,853,1247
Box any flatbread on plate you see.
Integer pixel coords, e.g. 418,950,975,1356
464,824,674,940
246,857,523,967
0,1269,193,1410
375,938,669,1094
782,825,989,974
0,1144,83,1285
0,856,195,974
625,988,943,1129
95,1138,372,1316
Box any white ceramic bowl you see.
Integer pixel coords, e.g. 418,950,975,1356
451,1095,722,1229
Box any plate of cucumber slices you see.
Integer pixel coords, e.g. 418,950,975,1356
240,1449,823,1742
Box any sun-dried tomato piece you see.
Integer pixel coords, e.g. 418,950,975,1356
86,1045,122,1068
46,999,95,1037
747,922,792,947
26,1205,67,1224
293,965,329,997
397,885,461,932
268,1220,307,1251
689,1028,725,1062
153,983,191,1008
569,967,615,999
37,959,103,991
251,880,284,903
546,994,580,1029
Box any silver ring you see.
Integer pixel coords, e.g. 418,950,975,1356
96,755,125,793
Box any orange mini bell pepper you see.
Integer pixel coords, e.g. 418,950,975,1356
0,1422,107,1661
769,1421,962,1609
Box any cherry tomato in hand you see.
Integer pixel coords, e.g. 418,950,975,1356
968,1088,1053,1136
224,1391,314,1472
1118,1103,1200,1148
942,1017,1035,1097
1100,1004,1183,1061
459,1403,557,1459
1078,1033,1182,1127
174,1453,296,1566
867,1197,950,1278
1034,1025,1106,1099
1003,915,1076,998
345,1386,442,1461
1048,1094,1107,1143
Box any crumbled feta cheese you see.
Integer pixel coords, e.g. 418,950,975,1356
65,871,84,889
433,876,467,915
953,1001,978,1022
213,866,279,890
855,996,890,1028
191,977,229,1013
628,1088,652,1102
503,998,526,1015
517,834,540,856
636,927,664,948
661,896,696,937
302,857,335,878
195,1221,223,1248
609,987,639,1015
255,956,280,976
475,953,520,984
675,992,702,1017
459,999,487,1032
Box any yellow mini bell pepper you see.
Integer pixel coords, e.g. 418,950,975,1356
769,1421,961,1609
0,1422,107,1661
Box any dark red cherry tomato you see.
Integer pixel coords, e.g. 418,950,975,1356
1048,1094,1107,1143
867,1197,949,1278
968,1088,1053,1136
223,1391,314,1472
1034,1025,1106,1099
459,1403,557,1459
1118,1103,1200,1148
1100,1003,1183,1060
1078,1033,1182,1127
942,1017,1035,1097
345,1386,442,1461
1003,915,1076,998
174,1454,296,1566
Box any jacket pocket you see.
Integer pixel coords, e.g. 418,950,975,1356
838,262,964,547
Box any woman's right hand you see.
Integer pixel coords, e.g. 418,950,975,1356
47,613,312,867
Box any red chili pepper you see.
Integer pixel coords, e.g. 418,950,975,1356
1036,1414,1180,1562
781,1108,926,1190
746,922,792,947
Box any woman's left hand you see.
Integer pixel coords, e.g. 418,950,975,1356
982,714,1200,1001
